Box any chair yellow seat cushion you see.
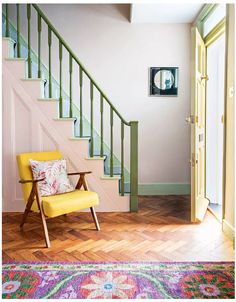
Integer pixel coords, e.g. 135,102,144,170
42,190,99,218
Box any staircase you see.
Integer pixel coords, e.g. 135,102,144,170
2,4,138,212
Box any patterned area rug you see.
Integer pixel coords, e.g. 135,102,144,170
2,262,234,299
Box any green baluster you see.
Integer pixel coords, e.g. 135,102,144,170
69,54,73,117
130,121,138,212
16,4,21,57
90,81,94,157
110,108,113,177
48,27,52,97
100,94,104,157
27,4,31,78
5,4,9,37
79,67,83,136
121,121,124,196
59,41,63,117
37,14,41,78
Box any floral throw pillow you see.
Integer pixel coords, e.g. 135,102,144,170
29,159,74,196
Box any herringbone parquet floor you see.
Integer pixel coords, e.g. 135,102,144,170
2,195,234,262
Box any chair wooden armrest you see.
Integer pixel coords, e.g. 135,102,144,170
68,171,92,176
68,172,91,190
19,178,45,184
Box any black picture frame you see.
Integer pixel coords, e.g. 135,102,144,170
149,67,179,96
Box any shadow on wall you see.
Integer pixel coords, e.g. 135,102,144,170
83,4,131,22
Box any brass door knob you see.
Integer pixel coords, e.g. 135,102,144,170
201,75,209,81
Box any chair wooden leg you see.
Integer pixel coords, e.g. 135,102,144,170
35,184,51,248
20,186,35,228
90,207,100,231
39,211,51,248
20,207,31,228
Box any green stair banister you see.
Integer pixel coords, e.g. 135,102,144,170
4,3,139,212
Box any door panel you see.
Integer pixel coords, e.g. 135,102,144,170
190,27,209,222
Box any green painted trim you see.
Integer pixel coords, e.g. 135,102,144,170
130,121,138,211
138,183,190,195
204,17,225,47
194,4,218,36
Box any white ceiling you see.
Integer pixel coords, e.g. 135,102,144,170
131,4,204,24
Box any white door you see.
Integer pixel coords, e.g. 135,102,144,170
189,27,209,222
206,34,225,208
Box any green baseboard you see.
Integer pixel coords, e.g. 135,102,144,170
138,183,190,195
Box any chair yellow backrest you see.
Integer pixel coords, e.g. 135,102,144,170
16,151,62,203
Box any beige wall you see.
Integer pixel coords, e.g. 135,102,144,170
7,4,191,185
223,4,235,239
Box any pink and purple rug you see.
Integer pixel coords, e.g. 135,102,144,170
2,261,234,299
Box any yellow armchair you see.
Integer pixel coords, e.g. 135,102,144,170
16,151,100,248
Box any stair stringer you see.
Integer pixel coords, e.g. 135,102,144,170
2,41,129,212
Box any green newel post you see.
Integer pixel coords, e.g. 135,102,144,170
130,121,138,212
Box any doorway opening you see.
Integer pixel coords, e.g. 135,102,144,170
206,33,225,221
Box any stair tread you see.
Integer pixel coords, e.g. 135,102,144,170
86,156,106,160
69,137,90,141
101,175,121,180
38,98,59,102
5,58,26,61
2,37,15,43
21,78,44,82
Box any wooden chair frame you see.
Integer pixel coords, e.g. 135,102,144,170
19,171,100,248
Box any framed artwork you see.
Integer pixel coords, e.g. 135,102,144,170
149,67,179,96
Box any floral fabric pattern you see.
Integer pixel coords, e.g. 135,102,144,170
2,271,41,299
2,262,234,299
29,159,74,196
81,271,136,299
181,272,235,299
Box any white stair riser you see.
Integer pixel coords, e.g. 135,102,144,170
4,59,26,79
52,120,75,138
2,39,14,58
37,101,58,119
85,159,105,177
21,80,44,100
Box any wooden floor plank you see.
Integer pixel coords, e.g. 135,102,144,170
2,195,234,262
